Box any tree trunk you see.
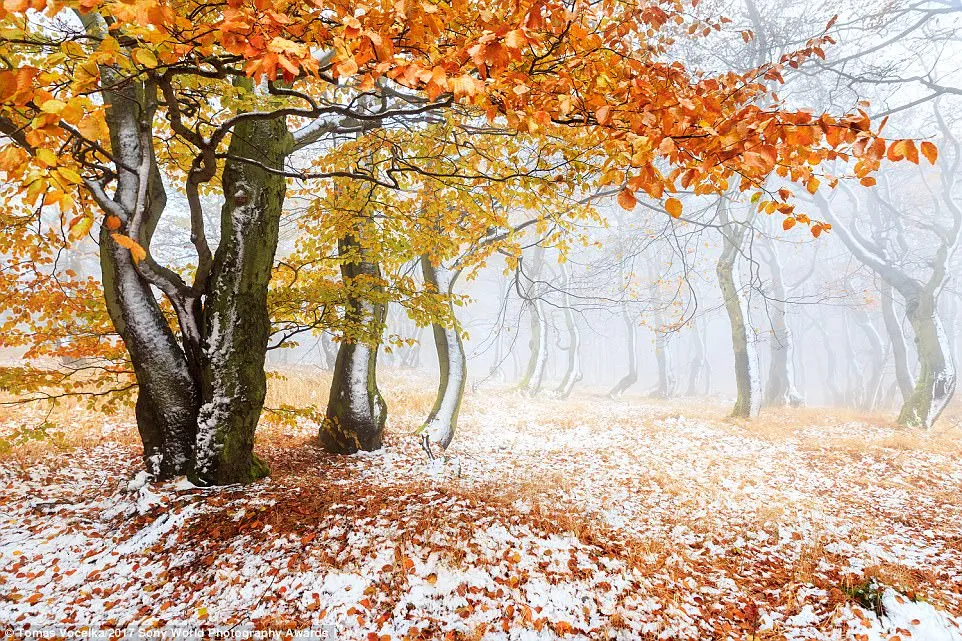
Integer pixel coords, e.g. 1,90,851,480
419,256,465,455
608,304,638,398
320,233,387,453
518,246,548,395
761,240,803,407
99,72,200,480
685,318,710,396
898,291,957,427
716,201,760,418
194,112,291,485
880,282,914,402
554,262,582,398
852,305,885,412
650,303,674,399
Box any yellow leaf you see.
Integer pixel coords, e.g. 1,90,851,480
131,48,159,68
806,176,820,194
35,148,57,167
69,216,93,240
56,166,82,184
40,99,66,114
665,197,683,218
112,233,147,263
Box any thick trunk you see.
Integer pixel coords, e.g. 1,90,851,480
99,74,200,479
608,304,638,398
717,203,760,418
195,110,290,485
898,292,957,427
101,227,199,479
320,233,387,453
881,282,914,402
554,262,582,398
419,256,466,455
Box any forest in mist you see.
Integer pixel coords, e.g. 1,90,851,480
1,0,961,639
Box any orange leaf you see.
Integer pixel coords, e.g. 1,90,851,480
595,105,611,125
859,177,876,187
806,176,820,195
665,197,682,218
782,217,796,231
112,233,147,264
921,141,938,165
617,188,636,210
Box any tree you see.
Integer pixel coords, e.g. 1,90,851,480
0,0,904,482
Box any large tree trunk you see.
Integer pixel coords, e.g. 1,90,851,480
194,111,291,485
320,232,387,453
99,71,200,480
608,304,638,398
898,291,957,427
717,201,760,418
419,256,466,455
554,262,582,398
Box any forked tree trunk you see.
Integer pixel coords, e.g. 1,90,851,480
608,304,638,398
419,256,466,455
717,200,760,418
320,232,387,453
194,113,291,485
98,71,200,480
554,262,582,398
898,291,957,427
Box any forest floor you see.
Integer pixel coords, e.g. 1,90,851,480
2,370,962,641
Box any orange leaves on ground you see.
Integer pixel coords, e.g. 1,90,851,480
111,234,147,264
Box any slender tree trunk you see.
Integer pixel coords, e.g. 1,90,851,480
881,282,914,402
608,304,638,398
650,299,674,399
717,201,760,418
419,256,465,455
761,240,803,407
518,247,548,394
194,112,290,485
685,318,710,396
852,305,885,412
320,232,387,453
898,291,957,427
555,262,582,398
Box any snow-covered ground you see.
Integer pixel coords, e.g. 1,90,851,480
2,381,961,640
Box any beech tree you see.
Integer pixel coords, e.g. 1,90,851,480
0,0,907,483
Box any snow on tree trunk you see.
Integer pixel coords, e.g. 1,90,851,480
194,109,290,485
608,304,638,399
898,291,957,428
716,201,760,419
99,74,199,480
419,256,465,454
554,262,582,399
320,233,388,453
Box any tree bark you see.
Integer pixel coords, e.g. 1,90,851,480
760,239,803,407
685,318,711,396
320,232,387,453
898,290,957,427
880,282,914,402
716,200,761,418
554,262,582,398
518,246,548,395
419,256,465,455
194,110,291,485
